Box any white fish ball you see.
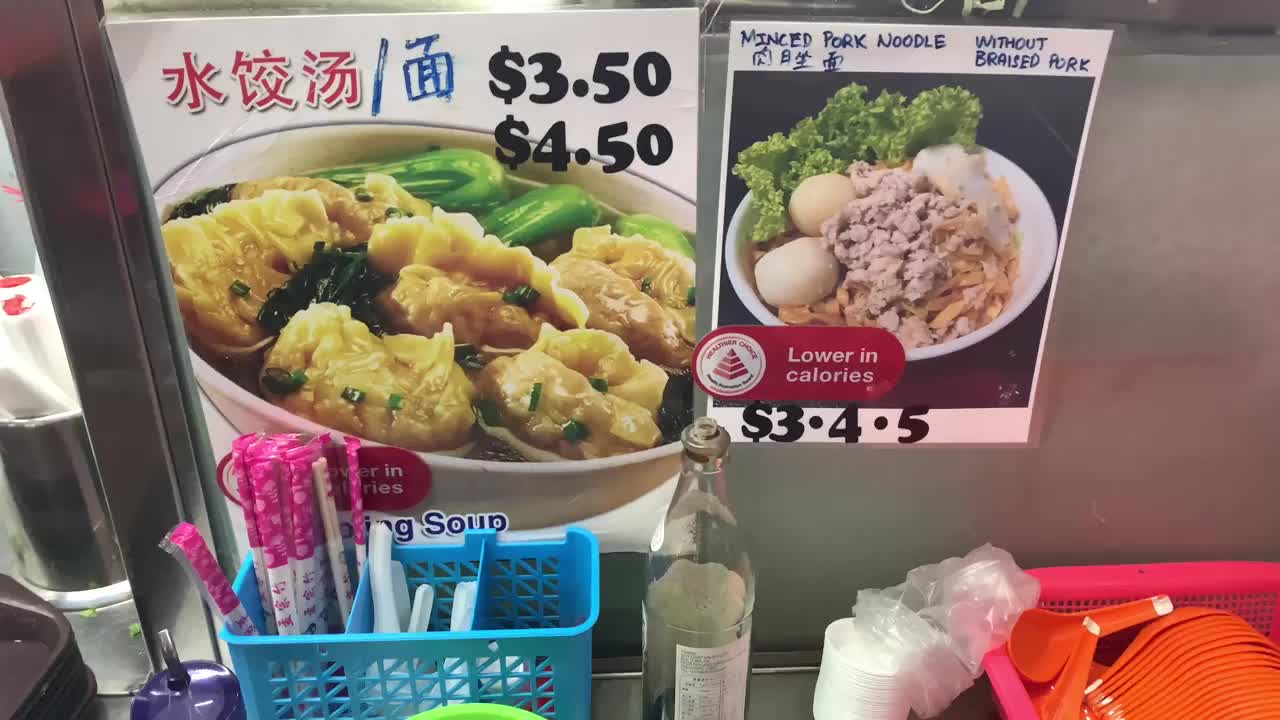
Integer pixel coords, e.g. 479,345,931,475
754,236,841,308
788,173,856,236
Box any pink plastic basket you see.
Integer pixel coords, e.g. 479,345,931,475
982,561,1280,720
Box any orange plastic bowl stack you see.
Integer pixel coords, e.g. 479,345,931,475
1008,600,1280,720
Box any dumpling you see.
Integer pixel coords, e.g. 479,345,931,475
475,324,666,460
233,173,431,246
162,189,336,350
369,208,587,348
549,227,694,368
262,303,476,452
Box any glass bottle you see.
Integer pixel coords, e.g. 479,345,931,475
642,417,754,720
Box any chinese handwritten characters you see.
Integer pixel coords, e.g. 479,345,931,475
371,34,456,116
163,48,364,114
402,35,454,101
162,38,455,116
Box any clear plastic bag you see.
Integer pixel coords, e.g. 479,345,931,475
852,544,1039,718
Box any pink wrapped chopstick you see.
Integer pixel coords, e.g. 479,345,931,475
231,432,276,634
161,522,258,635
345,436,366,579
248,456,300,634
285,443,327,635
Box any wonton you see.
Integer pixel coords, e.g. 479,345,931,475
550,227,695,368
475,324,666,460
162,189,336,351
262,302,476,452
369,209,588,348
233,174,431,247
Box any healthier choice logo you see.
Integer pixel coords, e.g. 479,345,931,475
696,333,766,396
695,326,906,402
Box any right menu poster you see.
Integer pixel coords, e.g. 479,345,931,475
699,22,1113,445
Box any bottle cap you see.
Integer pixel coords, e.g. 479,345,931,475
681,417,729,461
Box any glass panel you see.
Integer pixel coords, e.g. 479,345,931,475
0,93,152,695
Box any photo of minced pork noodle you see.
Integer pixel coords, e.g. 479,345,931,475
737,84,1022,350
778,159,1018,349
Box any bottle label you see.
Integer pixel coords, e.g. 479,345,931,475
675,632,751,720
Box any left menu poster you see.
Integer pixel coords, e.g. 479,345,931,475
106,9,699,551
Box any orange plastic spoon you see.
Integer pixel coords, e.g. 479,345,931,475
1095,607,1230,686
1039,617,1101,720
1093,649,1280,720
1091,617,1265,706
1111,658,1280,720
1010,596,1175,683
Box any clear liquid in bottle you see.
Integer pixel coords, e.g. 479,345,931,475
642,418,754,720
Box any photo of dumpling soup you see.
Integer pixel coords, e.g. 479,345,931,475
162,141,695,462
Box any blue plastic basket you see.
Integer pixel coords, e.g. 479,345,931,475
223,528,599,720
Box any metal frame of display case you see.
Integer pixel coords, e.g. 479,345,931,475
2,0,1278,688
0,0,223,667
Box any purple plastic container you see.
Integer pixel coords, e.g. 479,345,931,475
130,629,246,720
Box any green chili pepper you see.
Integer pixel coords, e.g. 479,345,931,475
385,206,404,220
481,185,603,247
686,286,696,306
313,148,509,213
341,387,366,404
589,377,609,393
640,277,654,295
388,393,404,410
528,382,543,412
230,279,251,297
353,186,373,202
614,213,696,259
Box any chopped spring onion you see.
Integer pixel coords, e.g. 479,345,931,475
473,399,503,427
589,377,609,393
502,284,541,308
263,367,307,394
454,344,487,371
528,382,543,412
388,393,404,411
686,286,695,306
230,279,251,297
385,206,404,219
640,277,654,295
341,386,366,404
562,419,589,443
354,186,373,202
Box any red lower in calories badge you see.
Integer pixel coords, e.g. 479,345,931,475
694,326,905,402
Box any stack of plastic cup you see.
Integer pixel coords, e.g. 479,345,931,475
813,618,909,720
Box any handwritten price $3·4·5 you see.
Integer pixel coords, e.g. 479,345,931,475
488,46,676,174
740,403,931,444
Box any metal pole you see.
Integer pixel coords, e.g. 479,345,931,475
0,0,222,667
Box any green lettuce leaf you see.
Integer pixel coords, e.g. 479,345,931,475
875,87,983,166
732,83,983,242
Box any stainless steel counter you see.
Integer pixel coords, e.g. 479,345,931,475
89,669,1000,719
